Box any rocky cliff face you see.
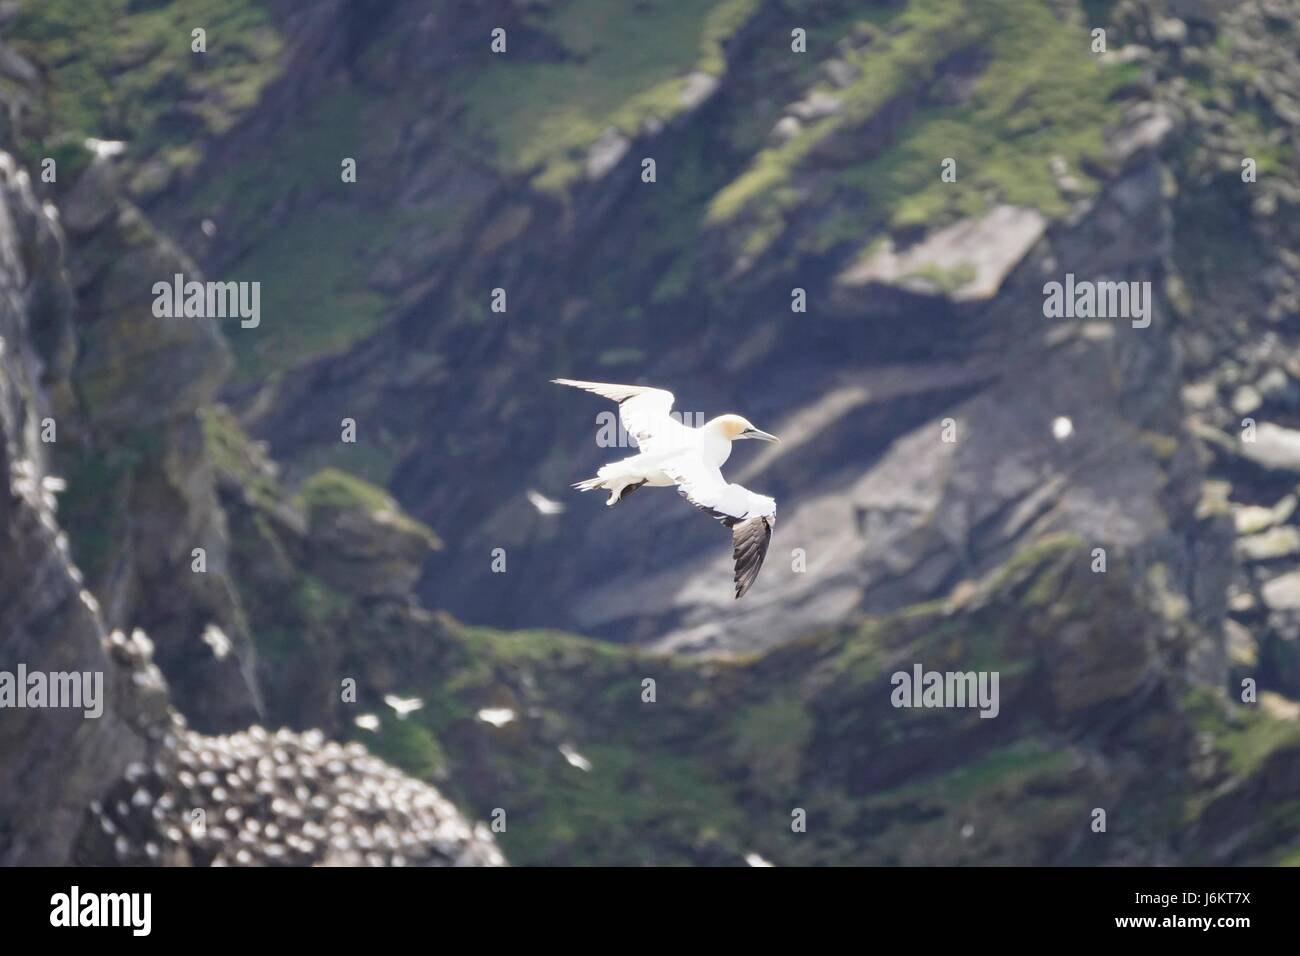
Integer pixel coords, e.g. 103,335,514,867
4,0,1300,865
108,0,1254,660
0,22,501,865
0,147,156,866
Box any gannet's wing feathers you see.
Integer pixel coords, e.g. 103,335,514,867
729,514,776,599
552,378,685,452
666,458,777,522
665,458,776,599
551,379,672,406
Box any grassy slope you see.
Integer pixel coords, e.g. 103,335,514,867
707,0,1140,263
9,0,283,174
8,0,1139,382
455,0,763,192
341,535,1300,865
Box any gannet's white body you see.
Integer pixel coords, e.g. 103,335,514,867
553,379,780,598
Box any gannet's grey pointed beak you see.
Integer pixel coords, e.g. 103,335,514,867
744,428,780,443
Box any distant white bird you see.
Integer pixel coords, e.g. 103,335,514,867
476,707,516,727
553,378,780,599
382,694,424,719
83,137,126,159
558,743,593,772
526,489,566,515
200,623,232,661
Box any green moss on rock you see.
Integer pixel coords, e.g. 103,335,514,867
455,0,761,192
296,467,438,548
10,0,283,172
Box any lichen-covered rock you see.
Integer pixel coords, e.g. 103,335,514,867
832,205,1048,307
32,146,262,734
0,148,158,866
297,468,440,598
0,131,502,865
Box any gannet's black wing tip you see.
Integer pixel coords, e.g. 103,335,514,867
731,515,775,599
670,480,775,598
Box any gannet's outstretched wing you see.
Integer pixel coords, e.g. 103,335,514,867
664,458,776,599
551,379,689,454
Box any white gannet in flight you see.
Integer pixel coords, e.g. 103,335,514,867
553,378,780,599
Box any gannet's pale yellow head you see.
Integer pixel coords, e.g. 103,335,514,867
711,414,780,443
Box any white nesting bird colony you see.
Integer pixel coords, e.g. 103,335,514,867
553,378,780,598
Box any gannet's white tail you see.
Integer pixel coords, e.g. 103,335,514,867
572,465,645,506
